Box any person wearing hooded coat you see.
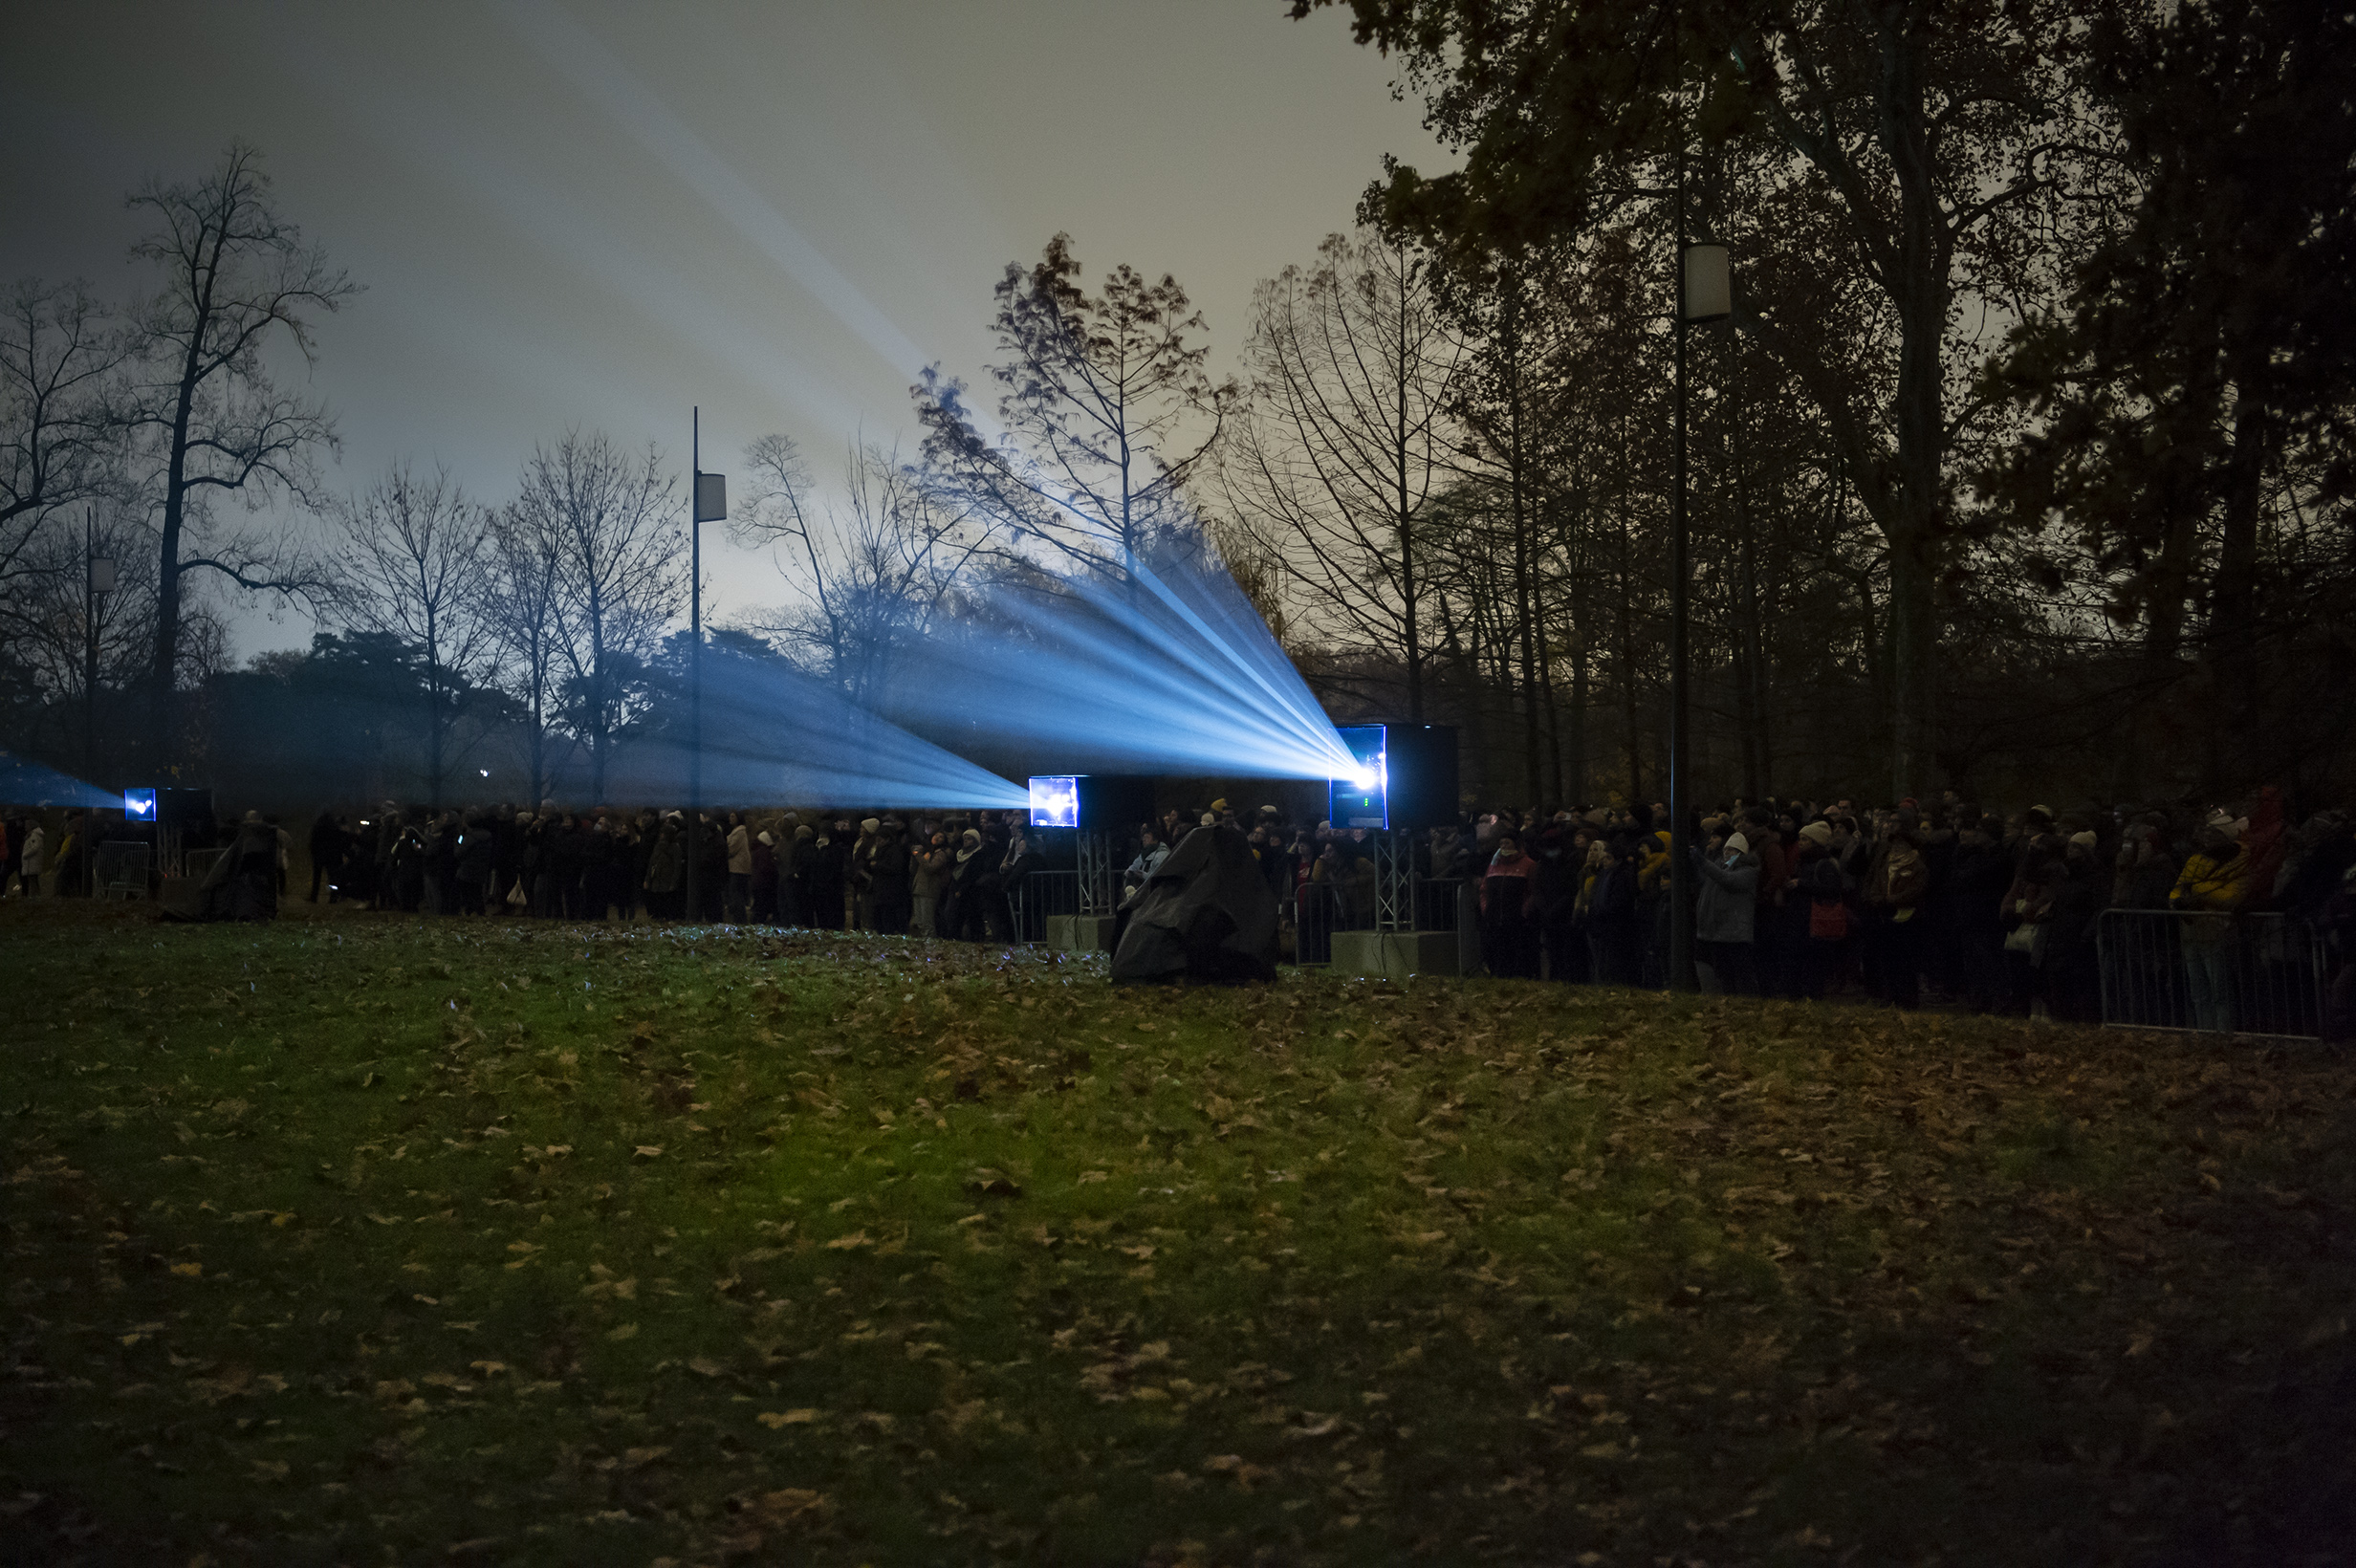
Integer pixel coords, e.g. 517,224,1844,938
1691,830,1760,995
944,828,992,941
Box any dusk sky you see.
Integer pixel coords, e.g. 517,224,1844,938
1,0,1444,657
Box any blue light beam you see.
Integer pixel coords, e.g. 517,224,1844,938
0,753,121,810
877,548,1358,780
597,650,1029,811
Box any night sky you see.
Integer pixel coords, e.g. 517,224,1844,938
1,0,1443,653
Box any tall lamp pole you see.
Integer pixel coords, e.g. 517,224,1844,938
84,508,114,782
1667,28,1731,993
684,409,727,925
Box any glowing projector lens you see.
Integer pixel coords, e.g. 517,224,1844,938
1028,775,1080,830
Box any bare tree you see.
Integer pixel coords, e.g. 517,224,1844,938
330,463,499,808
2,504,159,770
914,233,1228,578
732,434,1002,711
117,142,358,749
1,280,122,598
481,504,566,805
510,429,685,803
1222,229,1459,720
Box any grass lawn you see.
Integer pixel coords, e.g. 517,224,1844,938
3,901,2353,1567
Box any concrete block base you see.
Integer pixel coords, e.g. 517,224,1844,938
1046,913,1119,954
1328,929,1461,979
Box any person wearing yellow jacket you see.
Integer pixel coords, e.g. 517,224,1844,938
2171,819,2249,1032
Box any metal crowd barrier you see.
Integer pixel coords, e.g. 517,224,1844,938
1012,870,1079,944
1293,882,1340,966
94,840,152,901
2095,908,2327,1038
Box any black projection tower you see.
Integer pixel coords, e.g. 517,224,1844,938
1028,774,1159,952
1326,724,1465,977
1328,724,1458,834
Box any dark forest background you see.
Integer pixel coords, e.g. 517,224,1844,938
6,0,2350,816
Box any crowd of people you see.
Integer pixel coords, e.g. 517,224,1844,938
1453,787,2355,1035
291,803,1060,940
6,786,2350,1034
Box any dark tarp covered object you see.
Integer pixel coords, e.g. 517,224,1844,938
1110,823,1276,984
195,819,278,922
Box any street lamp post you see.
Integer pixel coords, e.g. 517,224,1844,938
684,409,727,925
84,507,115,783
1667,84,1732,994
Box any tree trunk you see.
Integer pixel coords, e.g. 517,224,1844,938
1879,17,1950,802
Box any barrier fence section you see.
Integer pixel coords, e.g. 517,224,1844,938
1013,870,1080,945
2095,908,2327,1038
1290,874,1465,969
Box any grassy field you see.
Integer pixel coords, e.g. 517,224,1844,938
3,900,2353,1567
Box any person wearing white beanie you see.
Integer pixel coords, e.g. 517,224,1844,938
1690,830,1760,993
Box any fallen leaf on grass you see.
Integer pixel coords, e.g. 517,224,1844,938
168,1262,203,1279
1077,1170,1109,1185
607,1323,639,1341
757,1408,820,1428
744,1488,831,1526
634,1145,664,1160
824,1230,872,1252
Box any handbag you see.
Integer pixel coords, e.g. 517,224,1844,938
2003,922,2038,955
506,880,529,908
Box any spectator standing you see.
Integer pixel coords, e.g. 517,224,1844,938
1860,812,1930,1008
308,809,341,903
2171,817,2249,1032
1691,831,1760,994
1587,835,1641,986
644,819,685,919
726,813,752,922
1477,833,1541,978
807,820,850,930
751,829,778,923
18,820,46,896
782,822,815,926
912,831,954,936
455,815,495,915
869,821,913,935
945,828,991,940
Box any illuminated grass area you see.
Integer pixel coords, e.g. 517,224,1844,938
5,904,2354,1565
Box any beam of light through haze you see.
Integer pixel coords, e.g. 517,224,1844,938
879,547,1359,781
597,653,1030,811
0,753,122,810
